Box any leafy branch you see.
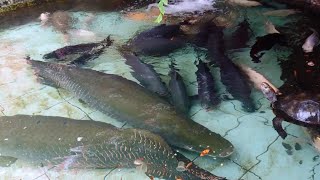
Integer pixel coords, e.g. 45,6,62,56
155,0,168,23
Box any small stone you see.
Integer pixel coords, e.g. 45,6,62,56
313,155,319,161
259,111,266,113
299,160,303,164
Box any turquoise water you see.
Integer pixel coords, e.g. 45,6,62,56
0,1,319,179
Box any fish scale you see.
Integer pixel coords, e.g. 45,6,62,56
0,115,221,179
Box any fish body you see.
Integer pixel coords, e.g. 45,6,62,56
121,52,168,96
43,36,113,63
168,64,190,115
219,57,256,112
227,18,252,49
131,38,185,56
196,61,220,110
250,33,286,63
0,115,224,180
207,27,255,112
134,24,182,40
27,60,234,158
302,29,320,53
205,23,225,63
130,24,186,56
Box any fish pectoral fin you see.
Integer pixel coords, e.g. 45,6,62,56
35,75,60,88
55,154,82,170
52,146,85,170
0,156,18,167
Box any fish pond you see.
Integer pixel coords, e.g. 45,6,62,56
0,0,319,179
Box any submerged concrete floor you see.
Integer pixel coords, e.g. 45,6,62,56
0,8,319,180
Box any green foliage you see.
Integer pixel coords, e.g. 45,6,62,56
155,0,168,23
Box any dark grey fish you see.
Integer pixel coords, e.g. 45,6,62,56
43,36,113,64
168,62,190,115
0,115,226,180
226,18,253,50
121,52,168,96
196,60,220,110
250,33,286,63
27,59,234,158
207,25,256,112
129,24,186,56
205,23,225,64
217,57,256,112
134,24,182,40
130,38,185,57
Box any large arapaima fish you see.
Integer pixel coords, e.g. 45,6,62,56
27,59,234,158
0,115,226,180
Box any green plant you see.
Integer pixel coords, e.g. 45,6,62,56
155,0,168,23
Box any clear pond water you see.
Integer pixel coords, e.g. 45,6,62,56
0,0,319,179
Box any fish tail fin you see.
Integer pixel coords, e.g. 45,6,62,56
168,55,178,70
100,35,114,46
194,47,205,65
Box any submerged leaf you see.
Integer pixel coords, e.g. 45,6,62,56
155,14,163,23
155,0,166,23
158,2,165,15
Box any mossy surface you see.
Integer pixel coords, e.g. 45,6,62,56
0,0,63,14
